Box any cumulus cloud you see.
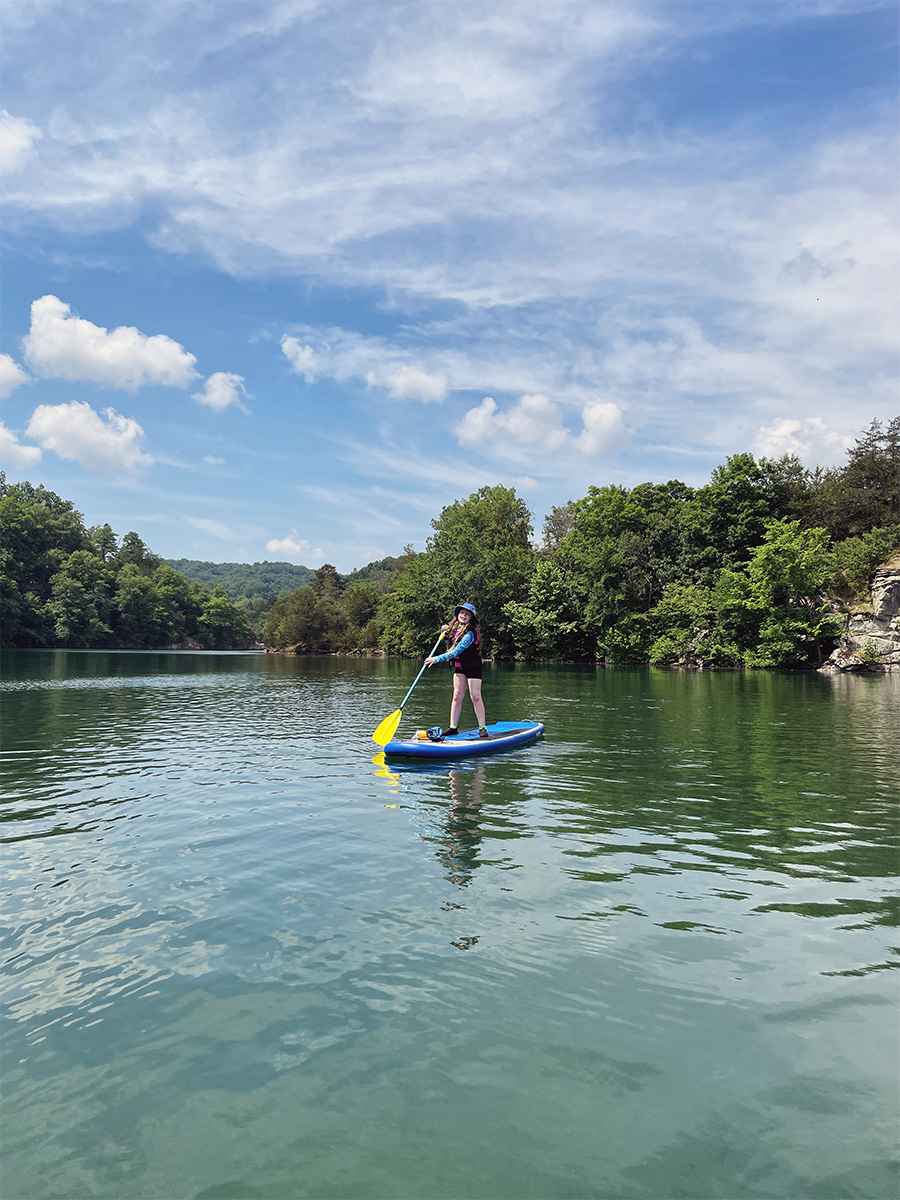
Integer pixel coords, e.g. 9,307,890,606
753,417,851,465
192,372,250,411
266,531,320,559
22,295,198,389
577,400,629,457
457,394,568,450
0,353,28,398
25,400,153,475
456,394,628,463
0,421,42,468
187,516,233,539
0,110,41,172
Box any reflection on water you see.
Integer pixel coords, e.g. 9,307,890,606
1,651,898,1200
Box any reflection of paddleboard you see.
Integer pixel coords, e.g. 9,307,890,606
384,720,544,759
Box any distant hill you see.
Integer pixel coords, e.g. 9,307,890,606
344,555,407,594
166,559,315,601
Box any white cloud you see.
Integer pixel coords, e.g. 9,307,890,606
281,338,318,383
192,372,250,412
753,417,851,465
203,455,225,465
577,400,629,457
283,331,447,403
456,394,628,464
2,5,896,471
457,394,567,450
25,400,153,475
187,516,233,539
0,110,41,172
266,531,311,558
383,365,447,403
0,353,28,398
357,42,547,121
0,421,42,468
22,295,198,390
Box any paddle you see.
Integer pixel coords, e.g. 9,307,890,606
372,629,447,746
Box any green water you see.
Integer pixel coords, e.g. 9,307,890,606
1,650,897,1200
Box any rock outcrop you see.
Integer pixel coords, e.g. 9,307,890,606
820,555,900,673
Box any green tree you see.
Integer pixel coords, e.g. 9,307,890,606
263,586,326,650
343,581,380,630
88,523,118,561
830,525,900,599
311,563,345,599
0,480,88,600
112,563,158,647
502,559,588,660
813,418,900,538
198,587,253,649
394,485,535,656
741,520,840,666
541,500,575,553
117,531,162,573
682,453,789,584
151,564,199,645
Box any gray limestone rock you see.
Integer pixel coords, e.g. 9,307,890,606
820,555,900,673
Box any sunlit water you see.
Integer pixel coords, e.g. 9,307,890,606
1,650,897,1200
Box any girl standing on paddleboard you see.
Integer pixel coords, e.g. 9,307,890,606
424,602,488,738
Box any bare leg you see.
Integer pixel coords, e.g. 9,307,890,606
450,674,466,729
468,678,486,727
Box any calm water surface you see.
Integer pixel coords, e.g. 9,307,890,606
1,651,898,1200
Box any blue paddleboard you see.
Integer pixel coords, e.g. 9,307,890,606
384,720,544,759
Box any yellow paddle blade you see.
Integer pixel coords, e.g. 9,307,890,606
372,708,402,746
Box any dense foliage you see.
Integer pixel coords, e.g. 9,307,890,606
1,477,253,650
166,558,314,602
264,418,898,669
4,418,896,666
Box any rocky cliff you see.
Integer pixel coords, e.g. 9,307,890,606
820,554,900,673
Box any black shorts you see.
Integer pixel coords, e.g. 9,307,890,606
454,663,483,681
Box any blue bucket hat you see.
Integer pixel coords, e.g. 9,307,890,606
454,602,476,618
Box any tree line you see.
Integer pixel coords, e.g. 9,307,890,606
0,476,253,650
263,418,899,669
3,418,896,664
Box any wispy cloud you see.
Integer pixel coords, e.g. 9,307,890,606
187,516,233,540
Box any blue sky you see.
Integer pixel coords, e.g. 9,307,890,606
1,0,897,572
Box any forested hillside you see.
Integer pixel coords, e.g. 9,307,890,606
1,477,253,650
166,559,314,602
263,418,899,669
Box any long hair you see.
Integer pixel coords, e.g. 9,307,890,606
447,608,478,648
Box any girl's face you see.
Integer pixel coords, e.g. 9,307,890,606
457,609,471,626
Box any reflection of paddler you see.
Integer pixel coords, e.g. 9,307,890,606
438,764,486,887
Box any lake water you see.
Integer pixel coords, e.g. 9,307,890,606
1,650,898,1200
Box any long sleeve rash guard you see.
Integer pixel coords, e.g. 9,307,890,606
430,630,475,664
